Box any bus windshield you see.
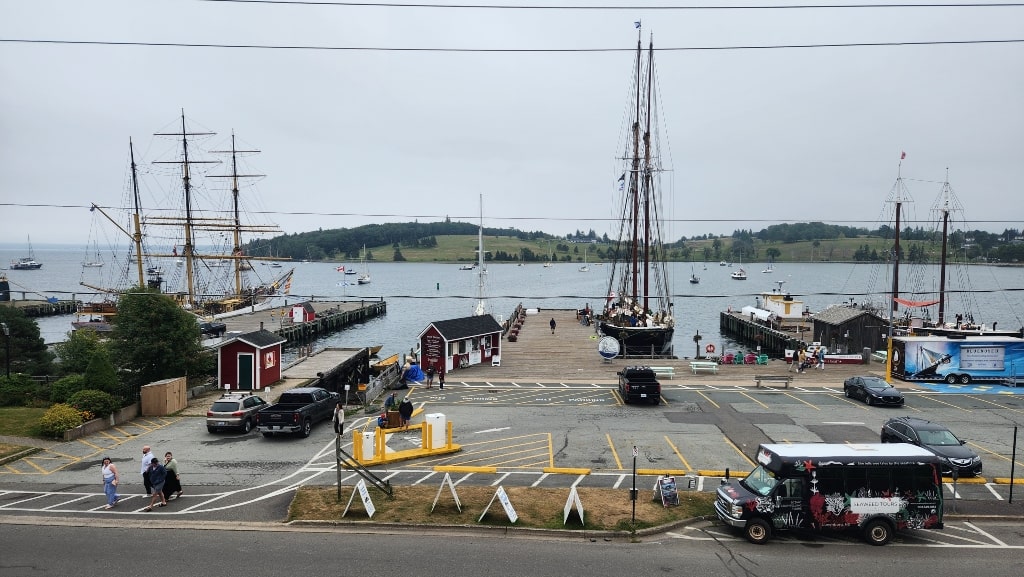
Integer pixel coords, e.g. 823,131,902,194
740,465,780,496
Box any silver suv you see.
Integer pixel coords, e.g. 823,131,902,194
206,393,268,433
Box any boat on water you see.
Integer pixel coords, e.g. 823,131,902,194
10,236,42,270
578,247,589,272
357,245,371,284
731,268,748,280
459,264,475,270
71,301,118,333
597,30,675,358
371,352,400,375
80,116,295,322
761,263,774,273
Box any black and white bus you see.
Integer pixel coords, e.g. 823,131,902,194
715,443,944,545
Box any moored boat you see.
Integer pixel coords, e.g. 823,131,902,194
371,352,399,375
597,29,675,358
10,236,42,270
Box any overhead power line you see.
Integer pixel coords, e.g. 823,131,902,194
2,37,1022,52
200,1,1024,10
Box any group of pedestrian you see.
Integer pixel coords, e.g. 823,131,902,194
789,347,826,373
100,444,183,511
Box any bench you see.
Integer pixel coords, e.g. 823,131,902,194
689,361,718,375
754,375,793,388
649,366,675,380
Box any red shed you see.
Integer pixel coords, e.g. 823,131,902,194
418,314,502,375
289,301,316,323
216,329,287,391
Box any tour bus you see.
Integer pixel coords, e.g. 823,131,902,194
715,443,943,545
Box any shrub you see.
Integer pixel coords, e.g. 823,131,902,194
39,403,84,437
67,389,119,418
0,374,45,407
49,374,87,404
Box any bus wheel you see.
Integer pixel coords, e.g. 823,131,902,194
744,518,772,544
945,374,958,384
863,519,893,546
958,374,971,384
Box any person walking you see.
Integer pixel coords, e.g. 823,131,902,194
816,348,825,370
797,348,807,373
438,369,445,390
100,457,121,510
140,445,157,495
162,452,182,501
788,350,797,372
426,366,436,389
332,401,345,435
144,457,168,511
549,317,556,334
398,397,414,430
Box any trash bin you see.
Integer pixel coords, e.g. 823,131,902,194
425,413,446,448
361,431,375,460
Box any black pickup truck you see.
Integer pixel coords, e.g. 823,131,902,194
256,387,339,438
617,366,662,405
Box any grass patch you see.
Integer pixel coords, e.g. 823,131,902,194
0,407,46,437
290,485,715,532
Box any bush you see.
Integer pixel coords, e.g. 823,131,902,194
67,389,119,418
39,403,84,437
0,374,45,407
49,374,87,404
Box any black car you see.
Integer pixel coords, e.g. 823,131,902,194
617,366,661,405
199,321,227,338
881,416,983,477
842,375,904,406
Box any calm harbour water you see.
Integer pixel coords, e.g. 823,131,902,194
6,247,1023,361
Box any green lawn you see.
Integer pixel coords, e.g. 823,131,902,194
0,407,47,437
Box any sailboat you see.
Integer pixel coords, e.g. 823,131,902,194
761,261,774,273
473,195,489,316
543,240,553,268
10,236,43,270
689,264,700,284
81,240,105,268
81,117,295,321
597,30,675,358
357,245,371,284
578,247,589,272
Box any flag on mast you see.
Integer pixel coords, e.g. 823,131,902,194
900,151,906,160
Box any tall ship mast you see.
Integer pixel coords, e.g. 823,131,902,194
597,30,675,358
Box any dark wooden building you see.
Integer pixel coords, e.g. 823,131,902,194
810,306,889,355
418,314,503,374
215,329,287,391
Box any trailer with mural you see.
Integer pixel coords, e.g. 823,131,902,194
890,335,1024,385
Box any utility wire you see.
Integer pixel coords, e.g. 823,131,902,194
2,37,1022,51
200,1,1024,10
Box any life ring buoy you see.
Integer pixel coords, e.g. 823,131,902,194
705,344,716,354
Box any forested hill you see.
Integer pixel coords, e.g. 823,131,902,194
246,220,1022,264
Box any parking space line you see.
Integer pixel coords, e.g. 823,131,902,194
723,436,757,468
739,392,769,409
531,472,549,487
606,434,623,470
967,441,1024,469
611,389,624,405
964,522,1009,546
696,391,719,409
917,395,973,411
20,458,50,474
965,395,1024,414
491,472,510,486
783,392,820,410
983,484,1003,500
612,473,627,489
413,471,437,485
75,438,106,451
664,436,692,472
42,494,92,510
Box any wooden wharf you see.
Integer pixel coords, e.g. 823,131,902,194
448,307,877,385
1,299,78,318
217,298,386,345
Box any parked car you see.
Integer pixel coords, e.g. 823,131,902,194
206,392,268,433
257,387,339,438
199,321,227,338
843,376,904,406
880,416,983,477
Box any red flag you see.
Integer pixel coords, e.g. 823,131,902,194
900,151,906,160
336,266,345,272
172,246,178,256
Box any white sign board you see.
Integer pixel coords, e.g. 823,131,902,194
342,479,376,518
479,485,518,524
431,472,463,513
562,486,585,526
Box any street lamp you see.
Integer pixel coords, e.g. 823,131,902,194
1,322,10,378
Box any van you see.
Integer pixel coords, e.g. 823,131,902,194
714,443,943,545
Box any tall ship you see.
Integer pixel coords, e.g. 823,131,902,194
597,30,675,358
80,113,294,328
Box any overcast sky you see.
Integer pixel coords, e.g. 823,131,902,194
2,1,1022,248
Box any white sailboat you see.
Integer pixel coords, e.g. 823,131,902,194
357,245,371,284
473,195,489,316
82,240,104,268
578,247,589,272
543,240,553,267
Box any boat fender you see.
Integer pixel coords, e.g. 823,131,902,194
706,344,716,354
